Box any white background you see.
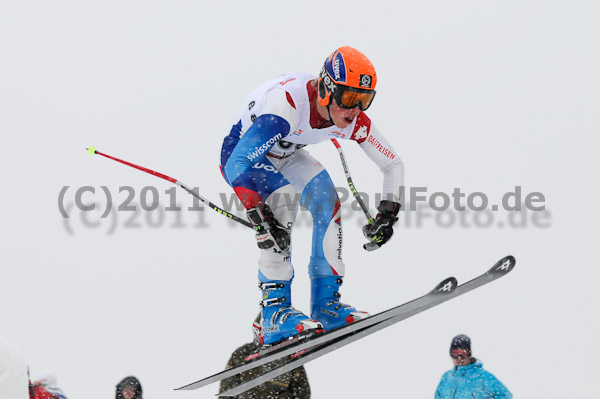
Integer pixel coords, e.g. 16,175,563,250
1,1,599,398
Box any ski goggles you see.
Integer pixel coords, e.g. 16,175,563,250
450,349,470,359
332,85,376,111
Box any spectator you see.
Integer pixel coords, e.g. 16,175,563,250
29,372,67,399
116,376,143,399
218,314,311,398
435,334,512,399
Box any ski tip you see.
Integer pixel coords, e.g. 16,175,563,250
432,277,458,295
488,255,516,276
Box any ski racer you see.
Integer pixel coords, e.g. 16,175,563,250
220,46,404,346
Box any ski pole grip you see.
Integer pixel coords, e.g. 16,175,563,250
363,242,381,252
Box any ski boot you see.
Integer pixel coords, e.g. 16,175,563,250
258,280,322,346
310,276,370,330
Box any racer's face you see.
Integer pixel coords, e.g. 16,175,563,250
328,99,361,129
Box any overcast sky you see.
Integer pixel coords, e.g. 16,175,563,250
1,1,599,398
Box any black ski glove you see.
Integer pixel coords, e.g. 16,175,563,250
362,200,401,249
247,204,290,254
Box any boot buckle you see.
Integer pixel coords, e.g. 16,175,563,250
261,296,285,308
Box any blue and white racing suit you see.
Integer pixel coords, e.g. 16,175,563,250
220,73,404,282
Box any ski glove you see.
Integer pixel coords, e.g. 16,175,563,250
247,204,290,254
362,200,401,248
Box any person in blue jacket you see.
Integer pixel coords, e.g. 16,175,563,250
435,334,512,399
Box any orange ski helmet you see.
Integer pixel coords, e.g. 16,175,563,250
318,46,377,111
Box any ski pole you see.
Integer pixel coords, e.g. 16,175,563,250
85,146,253,229
330,139,380,252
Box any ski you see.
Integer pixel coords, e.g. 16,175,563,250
175,255,515,395
216,255,515,397
175,276,457,391
217,255,515,397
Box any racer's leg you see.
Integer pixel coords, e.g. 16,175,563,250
275,151,369,330
222,157,320,344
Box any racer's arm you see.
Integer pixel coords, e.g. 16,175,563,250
350,113,404,247
223,88,298,253
350,113,404,203
223,89,298,187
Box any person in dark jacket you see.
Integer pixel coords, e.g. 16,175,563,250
218,314,311,398
435,334,512,399
116,376,142,399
